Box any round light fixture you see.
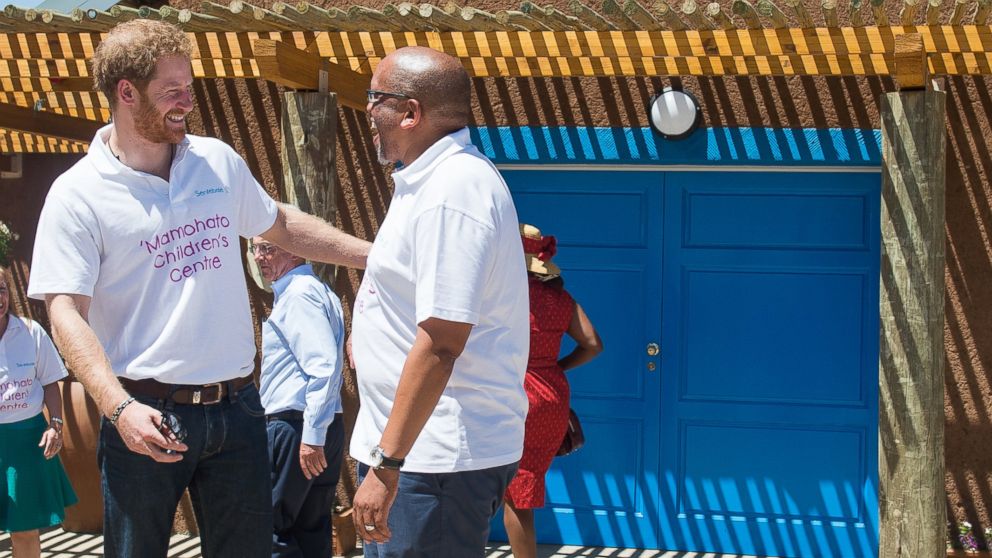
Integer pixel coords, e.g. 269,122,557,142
648,87,702,140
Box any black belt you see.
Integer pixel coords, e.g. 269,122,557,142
120,376,253,405
266,410,304,422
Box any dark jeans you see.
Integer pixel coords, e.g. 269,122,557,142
358,461,518,558
268,413,344,558
98,383,272,558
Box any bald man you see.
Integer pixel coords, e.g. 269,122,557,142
349,46,530,557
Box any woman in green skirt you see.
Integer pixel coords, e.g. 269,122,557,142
1,265,77,557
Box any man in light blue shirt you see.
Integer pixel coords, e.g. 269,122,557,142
252,237,345,558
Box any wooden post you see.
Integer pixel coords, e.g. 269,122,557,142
878,88,947,558
279,92,338,285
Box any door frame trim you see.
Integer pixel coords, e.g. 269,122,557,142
498,164,882,173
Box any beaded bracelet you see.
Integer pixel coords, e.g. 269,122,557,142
108,397,136,426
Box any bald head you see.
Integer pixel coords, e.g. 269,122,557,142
377,47,471,132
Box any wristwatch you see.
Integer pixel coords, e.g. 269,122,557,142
369,445,404,471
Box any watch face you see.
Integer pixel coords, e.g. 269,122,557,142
370,446,383,467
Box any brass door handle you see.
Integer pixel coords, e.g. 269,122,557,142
647,342,660,356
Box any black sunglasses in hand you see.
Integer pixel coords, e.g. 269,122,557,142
158,411,188,454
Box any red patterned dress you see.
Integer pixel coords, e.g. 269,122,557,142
505,276,574,509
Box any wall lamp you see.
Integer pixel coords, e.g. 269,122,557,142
648,87,703,140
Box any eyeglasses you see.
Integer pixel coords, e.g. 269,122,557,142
367,89,413,104
250,243,277,257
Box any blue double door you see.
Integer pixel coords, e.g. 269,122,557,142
498,168,880,558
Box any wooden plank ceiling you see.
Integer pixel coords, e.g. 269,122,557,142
1,0,990,152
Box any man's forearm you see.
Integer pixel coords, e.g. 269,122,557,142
47,296,128,417
263,203,371,269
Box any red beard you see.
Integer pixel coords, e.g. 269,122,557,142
134,91,186,144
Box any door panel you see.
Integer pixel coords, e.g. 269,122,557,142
495,169,664,548
490,168,879,558
661,171,879,558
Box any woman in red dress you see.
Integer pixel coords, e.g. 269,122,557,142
503,224,603,558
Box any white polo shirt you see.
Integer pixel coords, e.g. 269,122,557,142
28,125,278,384
350,128,529,473
0,316,68,423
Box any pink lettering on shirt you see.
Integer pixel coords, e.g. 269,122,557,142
138,214,233,284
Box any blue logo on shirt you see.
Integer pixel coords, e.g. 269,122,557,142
15,361,34,368
195,187,230,197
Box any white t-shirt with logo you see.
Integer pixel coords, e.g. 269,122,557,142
28,125,278,384
350,128,530,473
0,316,68,424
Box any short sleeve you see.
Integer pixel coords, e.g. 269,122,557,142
233,156,278,238
412,206,496,326
27,193,102,300
31,321,68,386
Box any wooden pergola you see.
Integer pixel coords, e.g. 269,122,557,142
0,0,990,150
0,1,969,556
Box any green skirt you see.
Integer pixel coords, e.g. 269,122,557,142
0,413,78,532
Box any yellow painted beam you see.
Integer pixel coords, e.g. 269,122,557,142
0,127,89,153
0,27,989,104
2,27,990,60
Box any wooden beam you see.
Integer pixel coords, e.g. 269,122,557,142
872,0,890,25
0,128,89,154
107,5,143,22
823,0,840,26
893,32,927,88
417,3,475,31
651,1,688,29
733,0,765,27
6,27,992,62
292,3,368,31
253,38,321,90
950,0,972,22
0,102,101,142
253,39,370,110
900,0,921,23
381,3,437,31
878,86,947,558
2,29,992,84
978,0,991,22
850,0,866,25
784,0,816,25
602,0,641,28
519,2,590,30
683,0,717,28
706,2,737,28
248,2,299,30
569,0,619,29
347,5,405,31
1,77,95,92
457,6,507,31
757,0,791,27
163,6,227,31
494,10,553,30
623,0,666,29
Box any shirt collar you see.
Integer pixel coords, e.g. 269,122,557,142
2,314,24,339
392,128,472,190
88,123,192,177
271,264,313,299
